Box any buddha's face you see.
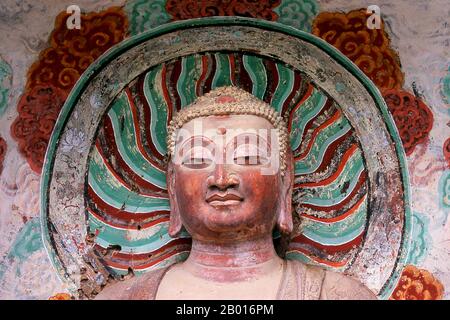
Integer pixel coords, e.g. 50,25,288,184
167,114,293,242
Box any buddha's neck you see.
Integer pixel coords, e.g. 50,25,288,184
183,235,283,282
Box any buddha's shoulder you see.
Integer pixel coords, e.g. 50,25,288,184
320,268,377,300
94,276,141,300
94,267,169,300
287,260,377,300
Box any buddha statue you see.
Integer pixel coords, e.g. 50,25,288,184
95,86,376,300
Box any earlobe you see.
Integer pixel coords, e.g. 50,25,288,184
167,162,183,237
277,191,293,235
276,150,294,235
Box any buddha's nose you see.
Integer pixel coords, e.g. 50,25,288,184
207,164,239,190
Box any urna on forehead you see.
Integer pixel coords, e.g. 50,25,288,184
167,86,289,173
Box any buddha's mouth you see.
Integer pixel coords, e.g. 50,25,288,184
206,192,243,207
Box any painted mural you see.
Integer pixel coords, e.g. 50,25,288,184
10,6,128,173
0,0,448,300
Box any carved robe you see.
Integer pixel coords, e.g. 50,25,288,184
95,260,376,300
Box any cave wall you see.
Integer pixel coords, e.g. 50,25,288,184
0,0,448,299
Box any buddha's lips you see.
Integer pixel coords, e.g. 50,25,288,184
206,192,243,206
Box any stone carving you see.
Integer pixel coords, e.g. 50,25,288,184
86,52,370,277
41,21,409,300
95,87,376,300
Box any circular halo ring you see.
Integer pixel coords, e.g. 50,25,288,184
40,17,411,299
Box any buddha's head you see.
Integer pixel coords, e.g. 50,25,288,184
166,86,294,243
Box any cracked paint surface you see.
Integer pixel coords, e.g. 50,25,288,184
0,0,448,300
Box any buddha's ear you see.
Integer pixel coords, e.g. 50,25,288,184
167,160,183,237
277,148,294,235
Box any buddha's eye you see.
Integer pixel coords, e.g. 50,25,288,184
182,158,212,169
181,147,213,169
233,144,269,166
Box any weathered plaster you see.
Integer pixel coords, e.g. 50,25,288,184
0,0,448,299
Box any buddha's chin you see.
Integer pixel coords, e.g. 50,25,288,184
192,213,271,241
202,211,257,233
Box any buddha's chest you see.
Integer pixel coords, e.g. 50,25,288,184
155,270,283,300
